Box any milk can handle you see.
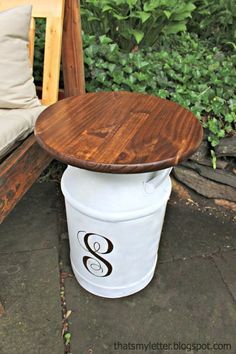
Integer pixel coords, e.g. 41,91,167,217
144,168,172,193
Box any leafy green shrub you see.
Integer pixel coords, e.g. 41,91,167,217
80,0,196,51
189,0,236,49
83,33,236,150
33,18,46,85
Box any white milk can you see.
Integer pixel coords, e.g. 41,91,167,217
61,166,172,298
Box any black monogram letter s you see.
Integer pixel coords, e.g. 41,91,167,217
77,231,114,277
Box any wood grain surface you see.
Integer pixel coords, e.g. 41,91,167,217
62,0,85,97
0,134,51,223
35,91,203,173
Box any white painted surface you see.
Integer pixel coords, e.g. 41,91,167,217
61,166,171,298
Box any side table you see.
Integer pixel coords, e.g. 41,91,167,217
35,91,203,298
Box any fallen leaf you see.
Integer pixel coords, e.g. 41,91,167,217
215,199,236,212
64,332,71,345
64,310,72,320
0,302,4,317
171,176,191,200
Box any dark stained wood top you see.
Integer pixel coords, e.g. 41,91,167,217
35,91,203,173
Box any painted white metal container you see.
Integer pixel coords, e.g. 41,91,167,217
61,166,172,298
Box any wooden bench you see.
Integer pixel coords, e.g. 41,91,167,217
0,0,85,223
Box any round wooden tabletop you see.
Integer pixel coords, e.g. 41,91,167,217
35,91,203,173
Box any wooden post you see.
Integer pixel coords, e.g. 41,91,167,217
62,0,85,97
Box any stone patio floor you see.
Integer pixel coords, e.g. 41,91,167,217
0,181,235,354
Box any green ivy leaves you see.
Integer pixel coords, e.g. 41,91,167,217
83,33,236,154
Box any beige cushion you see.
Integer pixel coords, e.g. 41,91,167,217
0,5,40,109
0,106,46,158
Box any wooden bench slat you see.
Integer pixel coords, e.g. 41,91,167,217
0,0,64,18
42,16,64,105
29,17,35,65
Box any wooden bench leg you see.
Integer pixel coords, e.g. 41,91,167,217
0,134,52,224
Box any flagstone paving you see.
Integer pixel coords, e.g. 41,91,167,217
0,182,63,354
0,181,235,354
